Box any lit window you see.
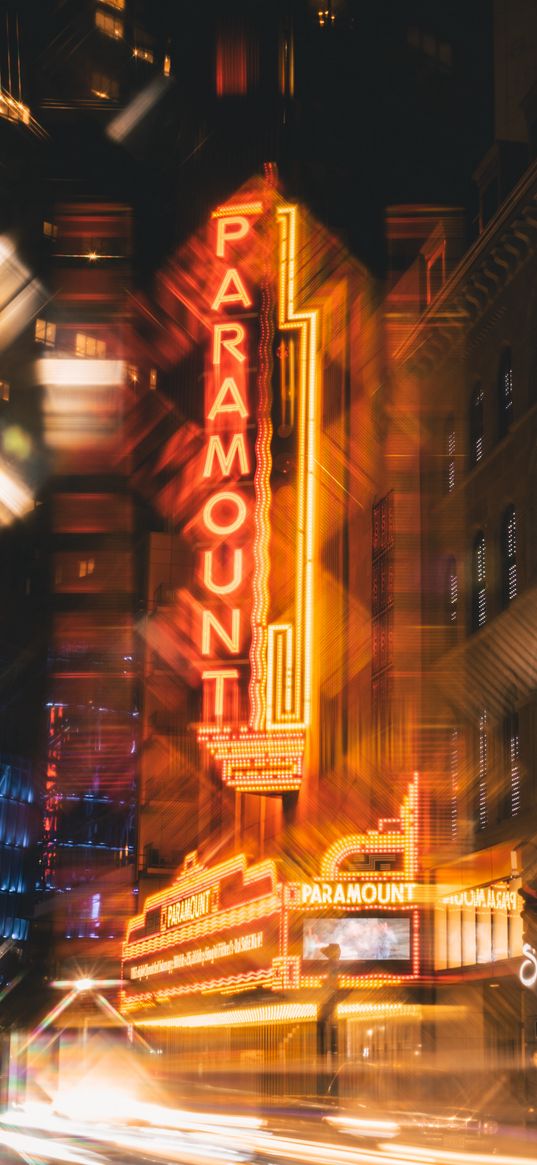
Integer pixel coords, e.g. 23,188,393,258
0,380,9,401
478,709,488,830
446,556,457,625
504,711,520,817
78,558,95,578
127,364,139,384
498,346,513,437
449,726,459,838
445,415,456,493
215,30,258,96
163,54,171,77
472,532,486,631
317,6,335,26
133,47,154,64
95,10,124,38
502,505,517,605
149,368,158,389
91,72,119,100
469,382,484,467
35,319,56,346
75,332,106,359
43,220,58,239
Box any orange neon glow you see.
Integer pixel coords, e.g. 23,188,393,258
207,377,249,419
320,775,419,881
202,490,247,536
203,549,243,595
201,608,241,655
202,433,250,478
122,781,421,1019
212,322,247,365
202,669,239,718
211,201,264,219
211,267,251,312
215,216,251,259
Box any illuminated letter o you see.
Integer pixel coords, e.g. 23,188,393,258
203,491,247,536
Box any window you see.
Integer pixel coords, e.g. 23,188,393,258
149,368,158,390
469,382,484,466
43,220,58,239
449,726,460,839
498,347,513,437
91,72,119,100
0,380,9,401
472,532,487,631
478,709,488,830
35,319,56,346
163,54,171,77
501,711,520,818
95,10,124,38
127,364,139,385
446,556,458,625
502,505,517,606
445,415,456,493
75,332,106,359
215,29,258,96
133,47,154,64
78,559,95,579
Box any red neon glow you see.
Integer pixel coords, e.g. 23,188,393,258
203,548,243,595
202,434,250,478
215,216,251,259
202,490,247,536
211,268,251,311
212,323,247,365
201,608,241,655
207,377,249,419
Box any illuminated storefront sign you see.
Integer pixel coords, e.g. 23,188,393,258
435,878,523,971
300,881,414,907
519,944,537,989
442,885,518,911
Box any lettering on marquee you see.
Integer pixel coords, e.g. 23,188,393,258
300,881,414,907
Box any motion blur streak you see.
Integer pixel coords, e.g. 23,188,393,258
324,1115,401,1138
0,235,44,350
0,1126,104,1164
107,76,170,142
377,1143,532,1165
0,457,34,523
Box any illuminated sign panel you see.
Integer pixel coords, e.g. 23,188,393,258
300,881,414,907
121,779,421,1018
442,885,518,912
303,917,411,961
174,181,321,794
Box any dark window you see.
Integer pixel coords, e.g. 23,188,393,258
498,347,514,437
472,533,487,631
502,505,517,606
469,383,484,467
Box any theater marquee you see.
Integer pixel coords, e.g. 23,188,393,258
121,779,421,1017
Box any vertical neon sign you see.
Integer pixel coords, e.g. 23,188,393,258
196,187,319,794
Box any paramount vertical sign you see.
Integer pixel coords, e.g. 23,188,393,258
186,182,320,794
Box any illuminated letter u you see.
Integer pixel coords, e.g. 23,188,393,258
203,548,243,595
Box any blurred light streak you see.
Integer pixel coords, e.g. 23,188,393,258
324,1115,400,1139
107,76,170,142
0,1126,104,1164
0,457,34,522
377,1145,533,1165
137,1002,317,1028
37,360,125,387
